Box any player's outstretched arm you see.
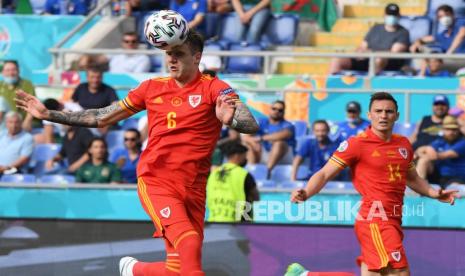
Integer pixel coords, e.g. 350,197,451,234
216,95,258,134
15,90,132,128
290,161,341,203
406,167,459,205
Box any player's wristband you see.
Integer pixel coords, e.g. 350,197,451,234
231,119,238,128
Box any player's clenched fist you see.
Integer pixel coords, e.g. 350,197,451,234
290,189,307,203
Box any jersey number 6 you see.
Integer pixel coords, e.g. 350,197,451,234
167,112,177,129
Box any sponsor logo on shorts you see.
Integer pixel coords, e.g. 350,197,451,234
189,95,202,108
337,140,348,152
398,147,408,159
160,207,171,218
391,251,401,262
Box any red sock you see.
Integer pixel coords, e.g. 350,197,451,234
175,231,204,276
132,239,181,276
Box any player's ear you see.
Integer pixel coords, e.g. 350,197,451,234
367,110,372,121
194,51,202,65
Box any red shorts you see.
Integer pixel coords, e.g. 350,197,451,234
137,176,206,247
354,220,408,271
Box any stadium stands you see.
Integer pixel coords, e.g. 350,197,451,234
261,14,299,46
29,144,62,176
225,43,263,73
1,174,36,183
38,174,76,184
105,130,125,152
291,120,309,138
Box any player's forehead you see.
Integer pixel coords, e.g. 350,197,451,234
166,44,190,55
370,99,396,111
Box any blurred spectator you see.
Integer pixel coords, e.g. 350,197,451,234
418,58,451,77
0,60,35,118
70,54,109,72
329,3,409,74
208,0,231,13
211,125,240,168
207,141,259,222
75,137,121,183
109,31,151,73
0,112,34,175
410,5,465,54
0,96,11,136
31,0,47,14
332,101,370,140
72,66,118,109
44,0,90,15
410,94,450,150
242,100,295,178
2,0,16,13
72,65,118,136
416,116,465,187
170,0,207,32
110,128,141,183
231,0,271,43
125,0,168,16
46,125,94,174
290,120,341,181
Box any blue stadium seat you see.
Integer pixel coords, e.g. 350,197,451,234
219,13,240,43
291,120,308,137
150,54,163,72
270,165,293,182
121,118,139,130
246,164,268,181
296,165,310,180
280,180,305,189
29,144,62,176
256,179,277,188
399,16,432,44
323,181,354,190
225,43,263,73
393,122,416,137
428,0,465,18
1,174,36,183
202,12,221,40
261,14,299,46
38,174,76,184
106,130,125,151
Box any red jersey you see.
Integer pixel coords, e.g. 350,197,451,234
330,127,415,223
119,72,238,188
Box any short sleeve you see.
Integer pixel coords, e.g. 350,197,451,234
396,28,410,46
330,138,360,169
198,0,207,13
208,78,239,104
257,117,268,135
119,80,149,114
431,139,441,151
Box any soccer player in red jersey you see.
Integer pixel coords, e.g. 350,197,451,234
290,92,458,276
15,30,259,276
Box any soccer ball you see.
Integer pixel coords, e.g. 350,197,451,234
144,10,189,49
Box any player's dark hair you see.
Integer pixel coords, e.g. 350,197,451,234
272,100,286,110
312,119,330,131
185,30,204,54
87,137,109,161
87,64,104,74
437,4,454,15
123,31,138,37
369,92,398,111
43,98,61,111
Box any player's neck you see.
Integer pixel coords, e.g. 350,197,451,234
371,128,393,141
174,70,199,87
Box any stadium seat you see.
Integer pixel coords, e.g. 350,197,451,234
393,122,416,137
1,174,36,183
428,0,465,18
121,118,139,130
246,164,268,181
225,43,263,73
29,144,62,176
323,181,354,191
219,13,240,43
38,174,76,184
106,130,125,151
270,165,293,183
202,12,221,40
291,120,308,137
261,14,299,46
256,179,277,188
150,54,163,72
280,180,305,189
399,17,432,44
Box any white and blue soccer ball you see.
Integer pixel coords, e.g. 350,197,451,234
144,10,189,49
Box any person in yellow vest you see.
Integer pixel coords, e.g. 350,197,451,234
207,141,260,222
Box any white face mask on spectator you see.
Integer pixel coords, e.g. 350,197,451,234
384,15,399,26
439,16,453,28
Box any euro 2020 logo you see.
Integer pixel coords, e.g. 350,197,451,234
0,26,11,58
